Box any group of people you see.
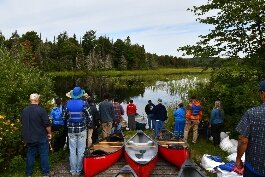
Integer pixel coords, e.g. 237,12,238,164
21,80,265,177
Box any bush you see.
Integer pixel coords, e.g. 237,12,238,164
0,46,55,171
188,59,260,135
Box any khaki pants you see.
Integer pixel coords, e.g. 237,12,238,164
87,129,93,148
183,120,200,143
102,122,112,139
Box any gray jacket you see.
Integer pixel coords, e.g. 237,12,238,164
99,99,115,123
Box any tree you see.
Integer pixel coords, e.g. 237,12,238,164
82,30,96,56
178,0,265,76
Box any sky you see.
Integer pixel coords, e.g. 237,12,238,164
0,0,211,57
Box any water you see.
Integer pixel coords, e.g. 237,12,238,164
53,75,208,118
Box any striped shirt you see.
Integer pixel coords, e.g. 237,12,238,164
236,103,265,176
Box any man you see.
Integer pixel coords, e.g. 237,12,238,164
145,100,155,129
21,93,51,177
112,97,124,133
153,98,168,139
235,80,265,177
183,96,203,144
65,86,88,176
98,93,115,138
126,100,137,130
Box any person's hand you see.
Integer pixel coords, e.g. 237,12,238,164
47,133,52,140
234,158,244,175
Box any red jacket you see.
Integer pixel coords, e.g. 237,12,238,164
126,103,137,115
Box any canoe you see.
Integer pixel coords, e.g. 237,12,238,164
124,130,158,177
157,128,189,168
178,159,208,177
112,165,138,177
83,132,125,177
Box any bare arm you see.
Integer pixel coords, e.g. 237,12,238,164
46,126,52,140
236,135,248,168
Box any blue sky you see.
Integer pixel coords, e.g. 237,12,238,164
0,0,211,57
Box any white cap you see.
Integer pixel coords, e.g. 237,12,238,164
29,93,40,101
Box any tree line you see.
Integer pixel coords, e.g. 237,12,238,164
0,30,207,71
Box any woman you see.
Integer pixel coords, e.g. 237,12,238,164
173,103,186,138
209,101,224,146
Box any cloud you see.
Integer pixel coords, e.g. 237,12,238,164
0,0,209,56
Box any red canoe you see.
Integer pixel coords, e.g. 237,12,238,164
157,129,190,168
124,130,158,177
83,133,124,177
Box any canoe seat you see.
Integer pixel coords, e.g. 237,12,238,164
128,140,154,146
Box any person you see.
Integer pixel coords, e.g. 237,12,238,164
126,100,137,130
173,103,186,138
145,100,155,129
153,98,168,139
86,96,100,147
209,100,224,146
183,96,203,144
64,86,90,176
49,97,67,152
21,93,51,177
235,80,265,177
112,97,125,133
98,93,115,138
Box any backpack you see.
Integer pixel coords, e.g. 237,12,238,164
51,106,64,125
191,103,202,116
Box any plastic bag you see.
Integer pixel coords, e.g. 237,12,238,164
220,136,234,152
201,154,225,172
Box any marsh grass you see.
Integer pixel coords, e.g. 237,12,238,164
48,67,211,77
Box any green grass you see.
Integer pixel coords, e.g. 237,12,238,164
48,67,211,77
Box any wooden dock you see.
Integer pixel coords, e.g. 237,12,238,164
51,157,179,177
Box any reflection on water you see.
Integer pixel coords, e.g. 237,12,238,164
53,75,208,117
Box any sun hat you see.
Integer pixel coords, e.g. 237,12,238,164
70,87,85,99
259,80,265,91
66,90,72,98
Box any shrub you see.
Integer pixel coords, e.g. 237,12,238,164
0,46,55,171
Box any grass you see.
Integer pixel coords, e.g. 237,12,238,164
48,67,211,77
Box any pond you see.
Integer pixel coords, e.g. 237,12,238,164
53,74,208,118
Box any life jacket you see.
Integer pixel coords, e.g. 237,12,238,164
66,99,84,123
50,106,64,125
191,103,202,116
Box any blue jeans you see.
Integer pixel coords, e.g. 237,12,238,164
68,130,87,175
147,114,153,129
26,138,50,176
154,120,164,138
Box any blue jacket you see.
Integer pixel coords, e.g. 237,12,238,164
210,108,224,125
174,107,186,122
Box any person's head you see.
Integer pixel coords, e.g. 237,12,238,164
148,100,152,104
29,93,40,104
214,100,221,109
70,86,85,99
259,80,265,102
178,103,184,108
129,100,133,103
113,97,119,103
190,96,197,100
55,97,62,106
87,96,94,104
103,92,110,100
157,98,162,103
